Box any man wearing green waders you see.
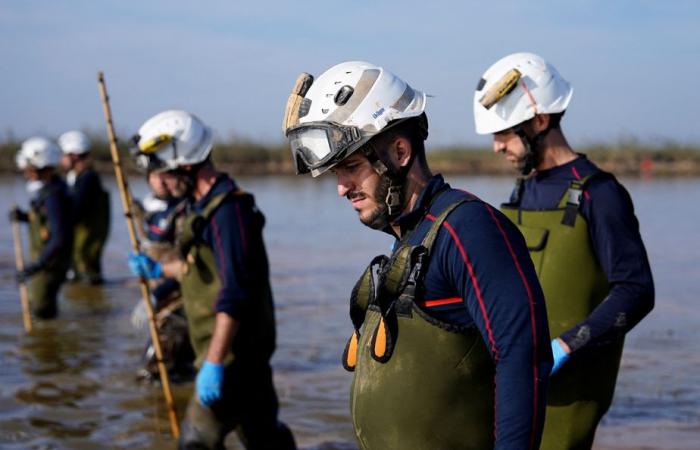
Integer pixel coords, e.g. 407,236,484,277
473,52,655,449
284,61,553,449
58,130,110,285
126,110,296,450
10,137,72,319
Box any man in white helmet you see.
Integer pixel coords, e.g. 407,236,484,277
129,160,194,382
126,110,296,450
473,52,655,449
58,130,110,284
9,137,73,319
284,61,552,449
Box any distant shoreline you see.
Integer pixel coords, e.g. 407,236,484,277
3,138,700,177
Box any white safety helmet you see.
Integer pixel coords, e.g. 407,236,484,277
15,150,28,170
18,137,62,169
283,61,427,177
129,110,214,172
473,52,573,135
58,130,91,155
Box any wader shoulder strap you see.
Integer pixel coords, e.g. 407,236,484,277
381,196,473,300
558,174,596,227
178,189,247,255
200,189,247,221
421,197,472,254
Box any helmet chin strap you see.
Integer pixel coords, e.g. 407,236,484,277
364,145,415,223
514,121,553,176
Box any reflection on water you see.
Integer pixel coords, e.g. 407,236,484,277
0,174,698,449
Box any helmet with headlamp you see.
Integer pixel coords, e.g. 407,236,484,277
129,110,214,173
283,61,427,177
473,52,573,174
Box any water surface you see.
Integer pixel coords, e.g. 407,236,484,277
0,174,697,449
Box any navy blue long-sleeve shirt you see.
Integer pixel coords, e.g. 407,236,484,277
191,174,270,321
511,155,654,351
386,175,552,450
33,176,73,268
70,168,104,224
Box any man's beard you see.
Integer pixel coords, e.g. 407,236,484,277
167,176,193,199
350,174,391,230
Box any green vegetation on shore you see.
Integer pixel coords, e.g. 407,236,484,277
2,135,699,177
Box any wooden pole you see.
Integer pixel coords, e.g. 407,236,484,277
11,206,32,332
96,71,180,438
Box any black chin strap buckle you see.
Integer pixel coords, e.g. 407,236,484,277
386,184,403,218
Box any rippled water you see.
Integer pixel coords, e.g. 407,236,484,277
0,173,698,449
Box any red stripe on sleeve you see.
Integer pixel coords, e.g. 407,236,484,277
427,212,500,440
426,214,499,359
484,204,541,450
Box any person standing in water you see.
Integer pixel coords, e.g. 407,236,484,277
127,110,296,450
284,61,552,449
10,137,73,319
58,130,110,285
473,52,655,449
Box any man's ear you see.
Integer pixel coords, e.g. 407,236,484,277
392,136,413,168
533,113,550,133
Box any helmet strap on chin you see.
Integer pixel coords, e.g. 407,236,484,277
514,117,555,176
363,139,417,222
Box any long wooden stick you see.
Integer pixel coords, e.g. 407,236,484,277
96,71,180,438
11,205,32,332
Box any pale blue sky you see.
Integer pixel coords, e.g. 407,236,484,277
1,1,699,147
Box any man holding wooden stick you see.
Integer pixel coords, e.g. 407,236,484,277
10,137,73,319
127,110,296,450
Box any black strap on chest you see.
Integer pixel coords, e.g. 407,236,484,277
178,189,248,255
352,194,474,327
561,179,585,227
343,194,475,370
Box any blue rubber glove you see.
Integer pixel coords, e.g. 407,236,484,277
551,339,571,375
196,361,224,406
127,252,162,279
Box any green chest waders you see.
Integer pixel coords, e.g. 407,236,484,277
501,176,624,450
72,187,110,281
27,202,69,318
343,200,495,450
178,191,275,369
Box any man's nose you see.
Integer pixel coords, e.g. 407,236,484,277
493,138,505,154
336,173,353,197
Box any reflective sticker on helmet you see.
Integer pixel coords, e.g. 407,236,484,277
390,84,415,112
326,69,380,124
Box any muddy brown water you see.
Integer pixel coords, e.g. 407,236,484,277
0,174,698,449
